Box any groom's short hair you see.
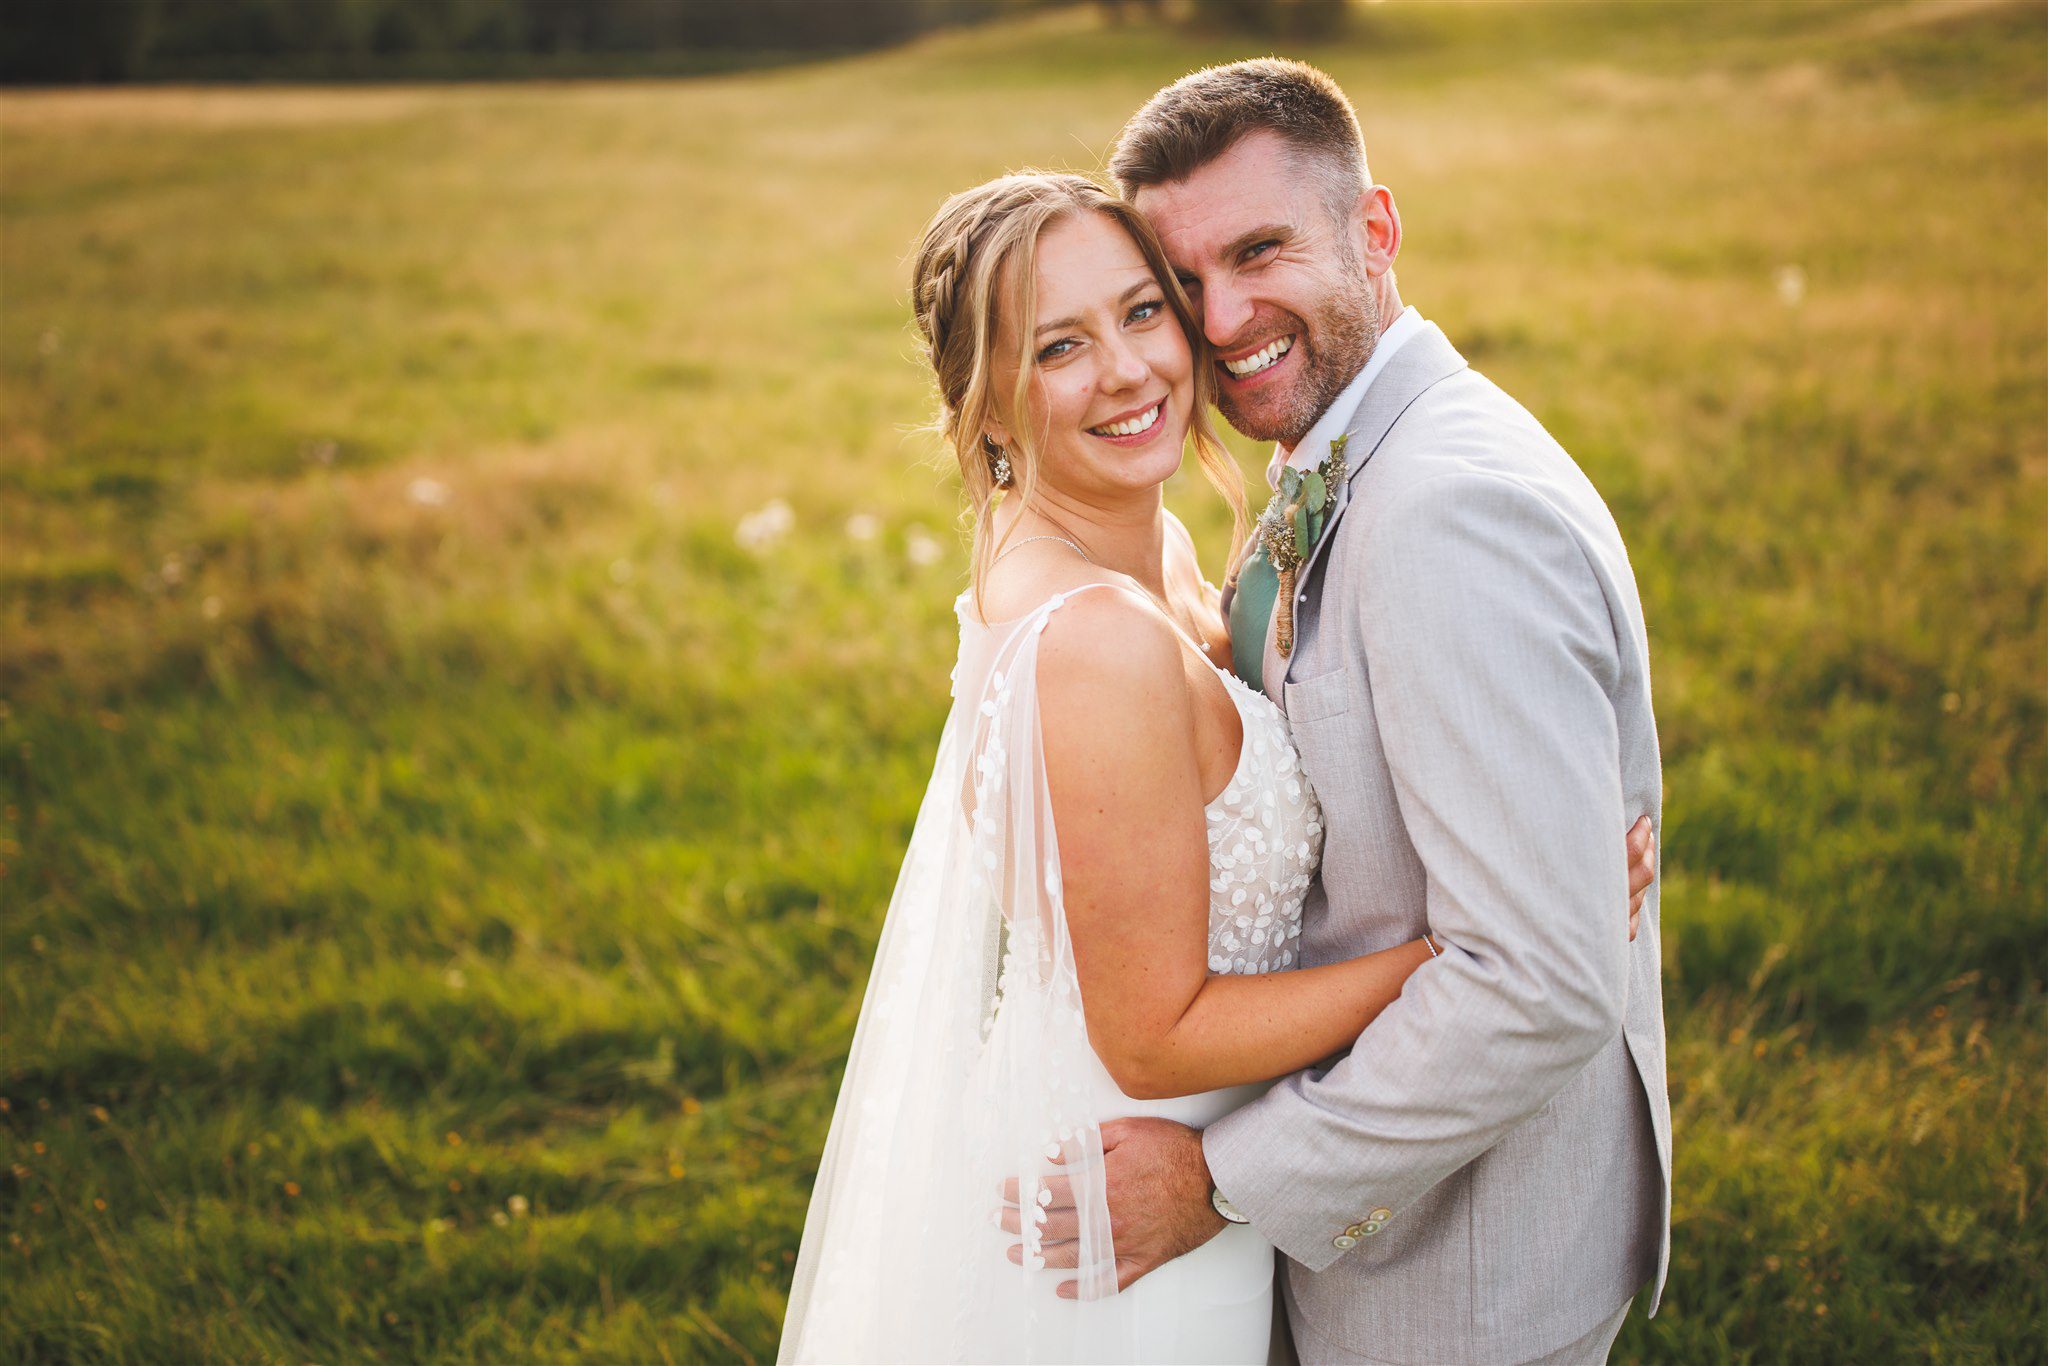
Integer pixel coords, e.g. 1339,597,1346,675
1110,58,1369,216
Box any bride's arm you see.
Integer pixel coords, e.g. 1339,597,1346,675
1041,593,1654,1101
1038,592,1435,1101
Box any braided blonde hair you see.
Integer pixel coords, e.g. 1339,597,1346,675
909,172,1247,617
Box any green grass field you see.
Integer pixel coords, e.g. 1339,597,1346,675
3,1,2045,1359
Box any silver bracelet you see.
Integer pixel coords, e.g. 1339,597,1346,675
1423,932,1440,958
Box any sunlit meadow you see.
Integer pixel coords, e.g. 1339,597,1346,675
3,1,2044,1360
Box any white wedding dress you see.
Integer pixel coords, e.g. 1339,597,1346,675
780,582,1323,1364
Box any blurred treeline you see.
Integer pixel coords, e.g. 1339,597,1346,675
0,0,1344,84
0,0,1010,83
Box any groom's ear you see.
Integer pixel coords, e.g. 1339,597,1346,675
1351,184,1401,279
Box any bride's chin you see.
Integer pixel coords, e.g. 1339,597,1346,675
1131,448,1188,492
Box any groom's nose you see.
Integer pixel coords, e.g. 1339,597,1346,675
1201,279,1255,350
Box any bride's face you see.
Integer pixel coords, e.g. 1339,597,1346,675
990,210,1194,503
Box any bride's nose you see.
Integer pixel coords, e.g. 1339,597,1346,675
1099,333,1151,392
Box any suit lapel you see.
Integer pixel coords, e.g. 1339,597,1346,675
1281,324,1469,685
1295,323,1469,590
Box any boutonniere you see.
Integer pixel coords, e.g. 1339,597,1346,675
1256,434,1348,658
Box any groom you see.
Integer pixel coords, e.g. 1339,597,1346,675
1090,61,1671,1363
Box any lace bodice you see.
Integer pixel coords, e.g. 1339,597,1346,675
1201,664,1323,975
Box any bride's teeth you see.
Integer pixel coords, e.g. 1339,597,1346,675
1225,335,1293,377
1092,402,1161,438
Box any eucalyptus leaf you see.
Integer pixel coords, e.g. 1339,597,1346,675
1304,471,1327,514
1279,467,1303,498
1293,504,1311,559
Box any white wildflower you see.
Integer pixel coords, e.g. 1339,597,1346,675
407,477,450,507
905,526,944,568
844,512,881,543
1774,265,1806,307
735,498,795,552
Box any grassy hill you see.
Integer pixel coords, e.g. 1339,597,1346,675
3,1,2044,1358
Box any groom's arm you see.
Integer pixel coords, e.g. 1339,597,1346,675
1202,470,1637,1273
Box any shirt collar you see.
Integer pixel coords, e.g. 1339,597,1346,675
1266,305,1425,489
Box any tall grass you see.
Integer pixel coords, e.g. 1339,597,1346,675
3,1,2044,1359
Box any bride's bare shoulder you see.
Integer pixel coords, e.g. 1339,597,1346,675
974,543,1186,711
974,540,1113,622
1032,580,1187,711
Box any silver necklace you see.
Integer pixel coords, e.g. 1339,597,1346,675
993,534,1093,564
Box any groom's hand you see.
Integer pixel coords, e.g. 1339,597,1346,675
1086,1117,1225,1297
1002,1116,1224,1299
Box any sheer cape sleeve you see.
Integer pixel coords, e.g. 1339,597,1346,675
779,586,1138,1364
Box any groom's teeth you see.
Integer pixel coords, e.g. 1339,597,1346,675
1224,335,1294,377
1090,402,1161,438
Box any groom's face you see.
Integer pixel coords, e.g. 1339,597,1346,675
1135,129,1380,449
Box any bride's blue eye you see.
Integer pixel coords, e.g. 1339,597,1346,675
1036,338,1076,362
1129,299,1164,323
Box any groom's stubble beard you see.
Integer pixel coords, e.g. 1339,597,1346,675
1214,248,1381,450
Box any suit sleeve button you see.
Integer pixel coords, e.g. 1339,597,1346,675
1369,1207,1392,1222
1362,1220,1383,1236
1343,1223,1365,1238
1332,1234,1357,1250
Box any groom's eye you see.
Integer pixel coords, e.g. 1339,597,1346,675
1242,239,1280,263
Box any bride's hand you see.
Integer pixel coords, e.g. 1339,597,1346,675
1626,816,1656,940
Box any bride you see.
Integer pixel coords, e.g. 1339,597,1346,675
778,172,1651,1364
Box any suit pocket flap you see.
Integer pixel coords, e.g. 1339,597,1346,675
1285,667,1353,723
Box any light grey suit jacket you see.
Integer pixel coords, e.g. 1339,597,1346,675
1206,323,1671,1364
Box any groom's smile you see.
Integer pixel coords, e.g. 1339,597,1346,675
1218,332,1295,381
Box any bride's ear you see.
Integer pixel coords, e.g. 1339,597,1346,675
982,420,1012,451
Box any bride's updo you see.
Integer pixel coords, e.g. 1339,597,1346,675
909,172,1246,612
